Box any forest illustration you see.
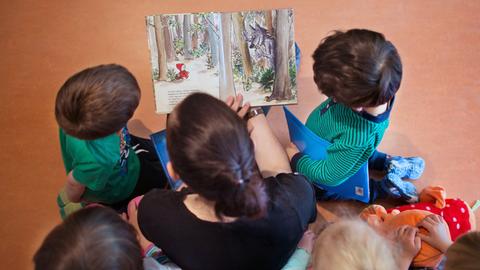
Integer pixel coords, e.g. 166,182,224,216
146,9,296,113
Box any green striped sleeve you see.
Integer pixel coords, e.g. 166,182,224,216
296,142,374,186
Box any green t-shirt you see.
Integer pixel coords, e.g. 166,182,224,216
59,128,140,204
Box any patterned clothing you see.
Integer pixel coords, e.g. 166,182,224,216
59,127,140,204
293,97,391,186
388,198,472,241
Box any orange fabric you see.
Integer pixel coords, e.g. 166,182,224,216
361,186,476,268
419,186,446,208
361,206,444,268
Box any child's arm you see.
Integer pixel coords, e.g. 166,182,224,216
281,249,310,270
64,171,85,203
281,230,315,270
288,143,370,186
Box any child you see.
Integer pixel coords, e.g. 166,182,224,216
55,64,167,218
444,231,480,270
281,230,316,270
33,207,179,270
287,29,424,202
285,219,420,270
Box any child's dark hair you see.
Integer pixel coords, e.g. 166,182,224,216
167,93,268,219
33,207,143,270
312,29,402,107
55,64,140,140
445,231,480,270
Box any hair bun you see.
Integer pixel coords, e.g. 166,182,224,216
214,173,267,219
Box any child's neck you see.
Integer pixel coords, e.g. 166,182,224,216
362,103,388,117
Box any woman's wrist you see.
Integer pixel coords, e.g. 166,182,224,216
247,107,264,119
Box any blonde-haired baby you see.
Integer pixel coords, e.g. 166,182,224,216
284,219,420,270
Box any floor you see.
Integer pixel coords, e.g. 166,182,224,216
1,1,479,269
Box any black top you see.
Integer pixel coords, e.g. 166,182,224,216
138,173,317,270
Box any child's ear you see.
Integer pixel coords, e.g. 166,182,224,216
167,162,180,180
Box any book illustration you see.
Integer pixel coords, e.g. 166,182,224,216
146,9,297,114
146,13,221,114
283,106,370,203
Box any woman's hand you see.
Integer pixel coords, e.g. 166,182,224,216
226,95,291,177
417,214,452,253
225,94,250,118
285,142,300,161
393,225,421,269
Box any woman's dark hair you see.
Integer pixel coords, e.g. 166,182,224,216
167,93,268,219
55,64,140,140
312,29,402,108
33,207,143,270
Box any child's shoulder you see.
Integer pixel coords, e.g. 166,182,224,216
60,128,120,164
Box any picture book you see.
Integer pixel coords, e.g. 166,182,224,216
146,8,297,114
150,130,183,190
283,106,371,203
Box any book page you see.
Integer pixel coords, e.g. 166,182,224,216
226,8,297,107
146,13,221,114
145,9,297,113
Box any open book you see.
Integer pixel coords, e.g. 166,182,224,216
146,9,297,114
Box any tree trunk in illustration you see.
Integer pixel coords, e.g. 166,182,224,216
183,14,193,60
218,13,235,100
206,13,218,66
232,12,253,78
175,15,182,39
154,16,168,81
264,10,274,34
161,15,174,62
191,15,199,51
287,10,294,64
268,9,291,101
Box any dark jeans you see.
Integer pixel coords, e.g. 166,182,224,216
111,135,168,211
368,150,388,171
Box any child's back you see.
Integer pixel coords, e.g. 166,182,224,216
290,29,423,202
303,97,390,184
55,64,166,217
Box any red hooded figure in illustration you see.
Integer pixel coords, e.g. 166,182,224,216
175,63,189,80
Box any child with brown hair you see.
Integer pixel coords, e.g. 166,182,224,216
287,29,425,202
444,231,480,270
55,64,167,217
33,206,178,270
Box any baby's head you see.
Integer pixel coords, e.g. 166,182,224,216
445,231,480,270
55,64,140,140
312,219,397,270
33,207,143,270
312,29,402,108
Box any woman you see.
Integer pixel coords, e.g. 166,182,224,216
130,93,317,270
